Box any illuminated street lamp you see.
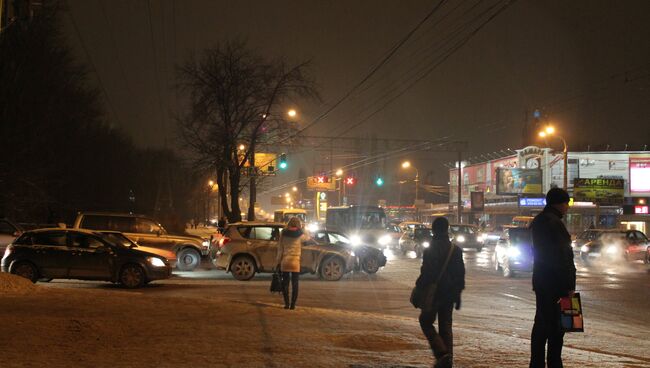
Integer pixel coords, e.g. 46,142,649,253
287,109,297,118
335,168,343,177
292,186,298,192
238,144,246,151
539,125,568,189
401,161,419,202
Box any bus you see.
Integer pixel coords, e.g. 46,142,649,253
273,208,308,224
325,205,393,250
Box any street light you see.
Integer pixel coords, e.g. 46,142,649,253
335,168,343,177
401,161,419,203
238,144,246,151
287,109,297,118
292,186,298,192
539,125,568,190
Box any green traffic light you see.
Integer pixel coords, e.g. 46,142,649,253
279,161,288,170
376,177,384,186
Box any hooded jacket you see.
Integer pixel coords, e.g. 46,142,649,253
530,205,576,298
416,234,465,304
275,228,304,273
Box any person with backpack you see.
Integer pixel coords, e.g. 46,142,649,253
415,217,465,368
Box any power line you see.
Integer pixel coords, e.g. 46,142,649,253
65,1,123,128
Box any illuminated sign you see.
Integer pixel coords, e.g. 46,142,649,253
630,156,650,193
496,168,543,195
634,206,649,214
307,176,336,191
574,178,624,205
345,177,356,185
519,197,547,207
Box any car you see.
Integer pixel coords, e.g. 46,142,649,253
574,229,649,263
214,222,355,281
493,227,534,277
311,230,387,274
449,224,484,251
73,212,210,271
0,218,23,255
398,228,433,258
1,228,172,288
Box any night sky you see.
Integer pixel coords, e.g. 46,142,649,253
63,0,650,196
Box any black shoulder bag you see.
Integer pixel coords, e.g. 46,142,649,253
410,245,455,311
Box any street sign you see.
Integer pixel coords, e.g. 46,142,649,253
243,153,277,176
574,178,624,205
307,176,336,191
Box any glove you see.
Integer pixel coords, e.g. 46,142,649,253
454,295,461,310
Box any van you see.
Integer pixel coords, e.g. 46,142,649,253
511,216,534,228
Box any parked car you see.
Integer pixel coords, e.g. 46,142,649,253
0,218,23,254
1,228,172,288
311,230,387,274
73,212,210,271
399,228,433,258
493,227,534,277
449,224,484,251
214,222,355,281
574,229,649,263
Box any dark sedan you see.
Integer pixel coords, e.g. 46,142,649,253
449,224,484,251
1,228,171,288
312,230,387,274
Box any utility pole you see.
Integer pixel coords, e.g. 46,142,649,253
457,151,463,224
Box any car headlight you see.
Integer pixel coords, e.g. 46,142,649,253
307,223,319,233
571,240,576,248
378,235,391,246
350,235,362,247
605,245,618,254
350,251,356,257
506,247,521,258
456,235,465,243
479,234,486,243
148,257,166,267
580,245,589,253
202,240,210,248
422,241,430,248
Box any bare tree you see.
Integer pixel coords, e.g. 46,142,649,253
177,40,317,222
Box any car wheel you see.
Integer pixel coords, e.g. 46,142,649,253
119,264,146,288
11,262,39,283
176,248,201,271
361,256,380,274
230,255,256,281
320,256,345,281
502,259,514,278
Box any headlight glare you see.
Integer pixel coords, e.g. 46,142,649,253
422,241,430,248
202,240,210,248
605,245,618,254
148,257,166,267
580,245,589,253
506,247,521,258
456,235,466,243
378,235,391,246
350,235,362,247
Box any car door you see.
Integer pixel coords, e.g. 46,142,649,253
251,226,280,272
67,232,113,279
30,231,70,278
132,218,176,252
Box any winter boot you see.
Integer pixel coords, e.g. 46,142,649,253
434,353,452,368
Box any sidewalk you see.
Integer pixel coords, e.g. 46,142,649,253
0,274,644,367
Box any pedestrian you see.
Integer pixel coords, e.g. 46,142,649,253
529,188,576,368
416,217,465,368
275,217,305,310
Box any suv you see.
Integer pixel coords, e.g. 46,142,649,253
73,212,209,271
2,228,171,288
573,229,649,263
214,222,355,281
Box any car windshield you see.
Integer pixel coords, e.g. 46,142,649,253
101,232,136,248
414,228,432,238
450,225,476,234
329,233,350,244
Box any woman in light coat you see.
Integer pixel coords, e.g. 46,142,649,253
275,217,305,309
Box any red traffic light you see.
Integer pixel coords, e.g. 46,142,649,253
345,177,356,185
317,176,328,183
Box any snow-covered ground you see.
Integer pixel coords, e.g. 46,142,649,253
1,268,648,368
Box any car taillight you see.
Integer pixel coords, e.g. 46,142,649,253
219,237,231,247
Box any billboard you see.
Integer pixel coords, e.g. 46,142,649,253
470,192,484,211
496,168,543,195
306,176,336,191
573,178,624,205
630,155,650,193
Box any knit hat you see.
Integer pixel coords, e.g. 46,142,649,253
432,217,449,235
546,187,570,205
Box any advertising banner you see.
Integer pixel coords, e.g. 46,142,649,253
470,192,484,211
573,178,624,205
496,168,543,195
630,155,650,194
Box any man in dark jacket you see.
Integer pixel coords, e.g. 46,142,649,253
416,217,465,368
529,188,576,368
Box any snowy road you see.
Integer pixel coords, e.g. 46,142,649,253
32,246,650,367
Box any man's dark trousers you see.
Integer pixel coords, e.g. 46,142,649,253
530,291,564,368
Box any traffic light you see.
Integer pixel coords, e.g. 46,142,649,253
375,177,384,186
345,177,356,185
279,154,288,170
